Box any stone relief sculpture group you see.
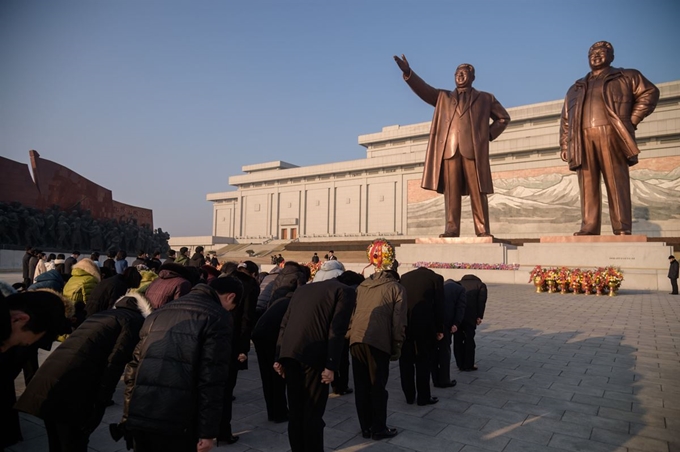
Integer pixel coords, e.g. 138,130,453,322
0,201,170,253
395,41,659,238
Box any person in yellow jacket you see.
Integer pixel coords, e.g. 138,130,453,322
62,258,101,304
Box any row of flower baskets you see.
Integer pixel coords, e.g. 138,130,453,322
529,265,623,296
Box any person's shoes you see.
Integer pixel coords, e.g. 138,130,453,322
405,397,415,405
232,395,236,401
440,380,457,387
361,429,371,439
417,397,439,406
462,366,478,372
439,231,459,238
335,388,353,396
372,427,398,440
216,435,239,445
573,230,596,236
269,415,288,423
106,399,115,407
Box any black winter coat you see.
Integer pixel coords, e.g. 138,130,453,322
14,293,152,425
276,279,355,371
122,284,232,438
188,253,206,268
229,271,259,368
86,274,130,318
459,274,487,328
400,267,445,346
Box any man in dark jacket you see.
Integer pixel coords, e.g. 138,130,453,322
22,247,34,288
64,251,80,276
669,255,679,295
251,263,306,424
15,293,153,452
119,276,242,452
274,279,355,452
101,250,117,279
144,263,194,309
432,279,466,387
216,263,260,444
455,274,487,371
163,249,176,265
399,267,445,406
131,251,148,268
188,246,206,267
1,288,67,450
85,268,142,317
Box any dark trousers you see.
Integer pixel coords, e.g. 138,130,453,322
398,339,432,404
578,125,632,234
453,325,476,370
132,431,196,452
431,331,452,386
218,358,239,438
671,278,678,294
350,343,390,433
443,152,490,236
254,340,288,421
283,359,328,452
331,339,350,393
44,419,89,452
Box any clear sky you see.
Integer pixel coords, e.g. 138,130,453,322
1,0,679,236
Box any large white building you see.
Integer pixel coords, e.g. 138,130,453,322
208,80,680,243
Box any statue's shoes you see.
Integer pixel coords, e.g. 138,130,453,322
573,231,597,236
439,232,459,238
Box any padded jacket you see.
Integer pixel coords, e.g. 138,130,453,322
122,284,232,438
15,293,152,424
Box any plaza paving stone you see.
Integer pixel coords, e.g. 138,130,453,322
8,283,680,452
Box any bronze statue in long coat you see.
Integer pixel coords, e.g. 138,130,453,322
395,56,510,237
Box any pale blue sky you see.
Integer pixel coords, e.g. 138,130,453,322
1,0,678,236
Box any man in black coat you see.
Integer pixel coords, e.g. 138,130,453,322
15,293,153,452
274,278,355,452
669,255,679,295
63,251,80,276
217,264,260,444
22,247,34,288
399,267,445,405
432,279,466,387
1,288,68,450
119,276,242,452
251,264,307,424
188,246,206,268
85,267,142,318
455,274,487,371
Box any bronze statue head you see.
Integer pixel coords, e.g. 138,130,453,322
588,41,614,71
455,64,475,89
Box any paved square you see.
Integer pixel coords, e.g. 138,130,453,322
9,283,680,452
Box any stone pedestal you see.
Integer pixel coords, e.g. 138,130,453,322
397,242,516,267
395,235,673,291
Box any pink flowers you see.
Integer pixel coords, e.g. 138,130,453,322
414,262,520,270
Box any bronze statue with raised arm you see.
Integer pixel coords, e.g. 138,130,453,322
560,41,659,235
394,55,510,238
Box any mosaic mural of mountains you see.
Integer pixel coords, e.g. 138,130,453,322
408,166,680,237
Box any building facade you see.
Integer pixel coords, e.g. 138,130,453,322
208,80,680,241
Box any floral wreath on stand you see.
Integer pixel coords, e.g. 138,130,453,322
363,238,396,275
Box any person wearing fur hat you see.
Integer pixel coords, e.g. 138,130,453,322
144,263,195,309
15,292,153,452
63,258,101,304
85,267,143,317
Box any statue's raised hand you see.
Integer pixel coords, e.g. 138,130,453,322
393,54,410,74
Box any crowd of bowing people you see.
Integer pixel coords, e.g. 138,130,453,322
1,245,487,452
